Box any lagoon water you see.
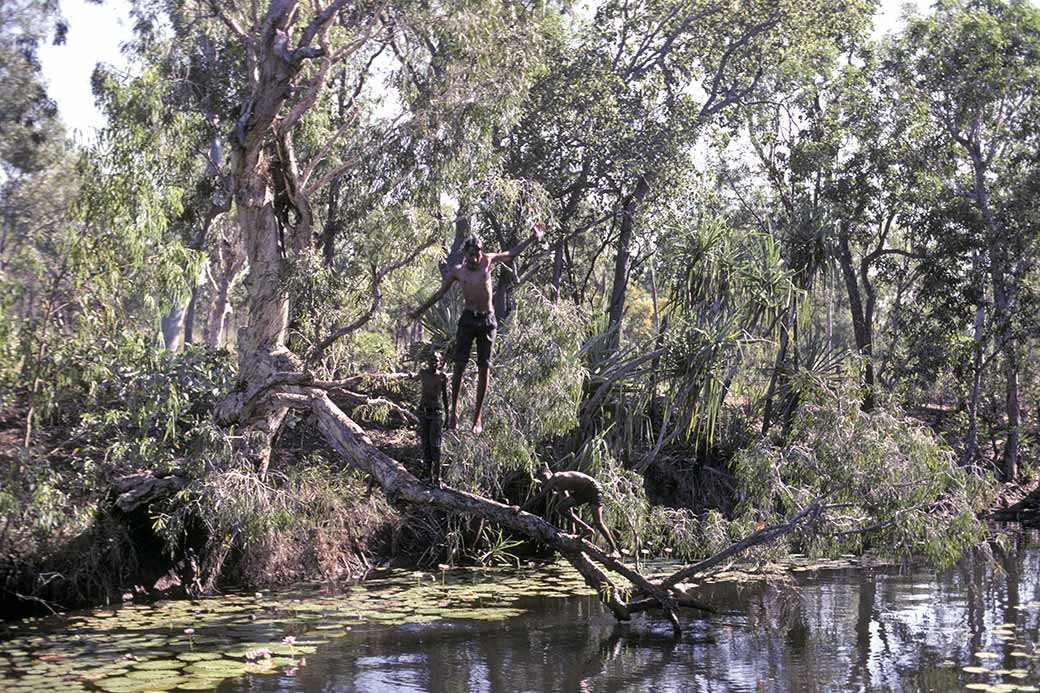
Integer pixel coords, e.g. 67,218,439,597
224,532,1040,693
1,531,1038,693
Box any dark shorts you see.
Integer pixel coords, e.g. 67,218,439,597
454,309,497,368
572,483,603,507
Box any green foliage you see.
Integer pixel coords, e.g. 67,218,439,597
730,379,996,569
4,0,1030,601
0,451,94,560
26,337,234,471
154,458,395,584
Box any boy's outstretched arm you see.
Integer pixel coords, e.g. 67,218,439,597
408,272,456,321
491,221,545,265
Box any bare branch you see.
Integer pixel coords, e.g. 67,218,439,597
658,499,825,590
206,0,249,39
302,112,409,195
278,56,335,134
699,16,778,118
307,235,438,362
299,109,359,187
296,0,349,50
312,372,413,389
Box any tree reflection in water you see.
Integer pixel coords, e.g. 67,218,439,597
227,531,1040,692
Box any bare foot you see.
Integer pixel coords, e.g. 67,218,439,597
609,550,621,560
472,419,483,436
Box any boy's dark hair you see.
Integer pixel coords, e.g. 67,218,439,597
462,234,483,252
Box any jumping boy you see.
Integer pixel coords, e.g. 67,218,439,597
408,221,544,435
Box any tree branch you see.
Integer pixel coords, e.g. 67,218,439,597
657,499,825,590
307,235,437,363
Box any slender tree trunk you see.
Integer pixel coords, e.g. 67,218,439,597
161,303,187,352
441,205,471,277
321,178,342,268
836,232,875,412
184,284,199,345
761,303,794,438
551,240,564,302
606,176,650,349
972,156,1019,480
963,278,985,466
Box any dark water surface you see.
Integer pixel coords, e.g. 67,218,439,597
223,531,1040,693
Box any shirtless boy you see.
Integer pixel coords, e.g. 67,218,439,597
412,351,449,487
408,221,544,435
519,469,621,557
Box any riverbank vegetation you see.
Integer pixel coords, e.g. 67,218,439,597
2,0,1038,620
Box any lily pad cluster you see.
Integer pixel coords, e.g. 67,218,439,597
0,561,603,692
961,614,1040,693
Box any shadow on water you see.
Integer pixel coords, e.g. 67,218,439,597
221,529,1040,693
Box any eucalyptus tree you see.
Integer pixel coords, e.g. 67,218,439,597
892,0,1040,479
2,0,196,444
0,0,69,286
129,0,683,619
497,0,876,350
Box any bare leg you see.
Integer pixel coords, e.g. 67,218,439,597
472,364,490,435
593,506,620,556
573,515,597,539
561,503,596,538
449,361,465,430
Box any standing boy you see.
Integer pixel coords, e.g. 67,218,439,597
413,352,449,487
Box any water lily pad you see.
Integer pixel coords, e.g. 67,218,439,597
175,680,224,690
975,652,1001,659
963,666,991,674
175,652,222,663
183,660,247,677
130,660,184,671
94,676,185,692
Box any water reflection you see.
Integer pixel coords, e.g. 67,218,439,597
224,531,1040,692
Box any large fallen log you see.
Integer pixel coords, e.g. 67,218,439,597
263,385,824,636
109,470,188,514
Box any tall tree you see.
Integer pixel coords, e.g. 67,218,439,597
501,0,876,348
894,0,1040,479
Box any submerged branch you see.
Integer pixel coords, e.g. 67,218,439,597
658,499,825,590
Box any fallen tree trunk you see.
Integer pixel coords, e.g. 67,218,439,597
260,384,825,636
109,470,188,514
